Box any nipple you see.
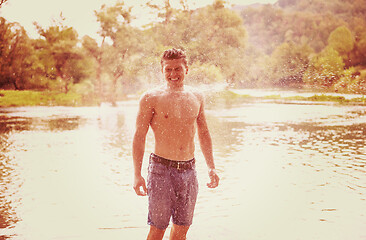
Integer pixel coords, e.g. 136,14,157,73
164,114,168,118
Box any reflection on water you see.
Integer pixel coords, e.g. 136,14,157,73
0,116,32,133
0,102,365,240
0,133,20,231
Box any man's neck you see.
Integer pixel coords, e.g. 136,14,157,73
166,84,184,92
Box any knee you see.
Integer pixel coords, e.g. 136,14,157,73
169,224,190,240
147,226,166,240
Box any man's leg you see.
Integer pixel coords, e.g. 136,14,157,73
147,159,172,240
147,226,166,240
169,224,190,240
170,167,198,240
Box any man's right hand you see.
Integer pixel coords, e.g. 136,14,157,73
133,175,147,196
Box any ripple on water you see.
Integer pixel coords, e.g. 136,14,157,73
0,102,365,240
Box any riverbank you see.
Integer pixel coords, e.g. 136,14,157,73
1,89,365,107
206,89,366,107
0,90,85,107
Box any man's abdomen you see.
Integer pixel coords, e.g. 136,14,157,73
153,135,195,161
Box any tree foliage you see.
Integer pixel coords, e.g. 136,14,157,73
239,0,366,91
241,5,345,53
33,17,88,93
269,42,313,87
328,26,354,54
95,1,143,103
1,0,366,103
0,17,35,89
303,47,345,89
147,0,247,85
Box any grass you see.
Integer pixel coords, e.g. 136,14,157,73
1,89,365,107
0,90,83,107
284,95,347,103
285,94,366,104
206,89,366,106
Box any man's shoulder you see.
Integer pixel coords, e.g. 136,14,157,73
185,86,204,102
140,86,164,99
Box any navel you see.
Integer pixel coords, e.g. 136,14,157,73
164,114,168,118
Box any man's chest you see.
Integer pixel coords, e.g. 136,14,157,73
154,96,200,121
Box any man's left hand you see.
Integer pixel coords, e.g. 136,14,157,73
207,169,219,188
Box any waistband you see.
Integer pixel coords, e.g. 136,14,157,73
150,153,195,170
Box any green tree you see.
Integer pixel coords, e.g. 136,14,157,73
355,31,366,66
303,46,344,88
240,3,346,53
0,17,36,89
348,20,366,67
188,61,224,84
34,17,86,93
348,71,366,94
240,46,271,87
95,1,143,104
145,0,247,85
146,0,174,24
82,35,103,100
328,26,354,66
270,41,313,87
333,67,355,93
192,1,247,85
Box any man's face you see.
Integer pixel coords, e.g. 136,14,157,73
161,59,188,85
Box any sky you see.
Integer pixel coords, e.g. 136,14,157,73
0,0,276,40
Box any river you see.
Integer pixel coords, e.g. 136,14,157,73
0,94,365,240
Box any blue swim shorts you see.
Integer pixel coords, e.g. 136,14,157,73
147,153,199,230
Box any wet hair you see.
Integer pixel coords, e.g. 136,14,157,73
161,48,188,67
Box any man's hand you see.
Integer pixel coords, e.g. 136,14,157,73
133,175,147,196
207,169,219,188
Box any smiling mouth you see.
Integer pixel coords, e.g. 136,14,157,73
170,78,180,81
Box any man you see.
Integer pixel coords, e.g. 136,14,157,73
133,48,219,240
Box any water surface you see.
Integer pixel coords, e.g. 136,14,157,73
0,100,365,240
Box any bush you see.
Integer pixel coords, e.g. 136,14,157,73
348,73,366,94
69,81,99,105
188,62,224,84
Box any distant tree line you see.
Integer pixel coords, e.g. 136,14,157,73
0,0,365,105
240,0,366,93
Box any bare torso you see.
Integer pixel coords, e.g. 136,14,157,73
133,50,219,199
149,87,202,161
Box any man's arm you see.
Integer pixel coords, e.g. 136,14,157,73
196,93,219,188
132,92,154,196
